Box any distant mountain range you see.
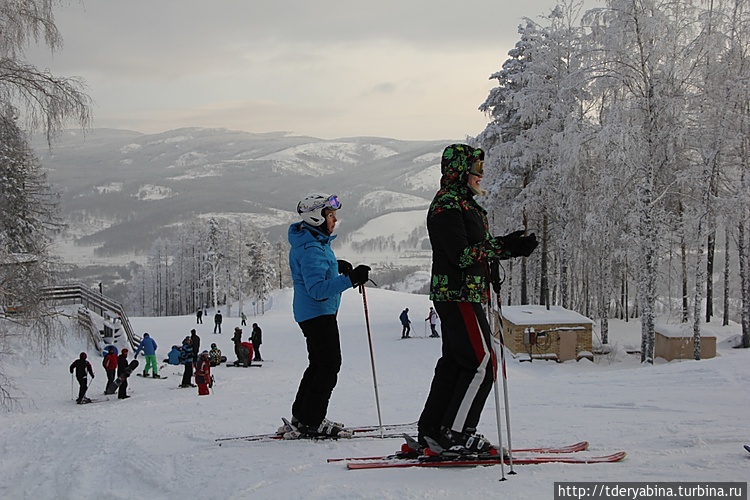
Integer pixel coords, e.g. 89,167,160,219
33,128,451,298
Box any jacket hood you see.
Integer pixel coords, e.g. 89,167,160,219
439,143,484,191
288,221,337,249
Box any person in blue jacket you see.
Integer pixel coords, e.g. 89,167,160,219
134,332,160,378
167,345,181,365
284,193,370,439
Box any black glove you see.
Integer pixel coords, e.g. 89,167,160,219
497,232,538,258
348,265,371,287
337,259,353,275
497,230,526,244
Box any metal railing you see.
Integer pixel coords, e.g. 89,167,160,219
40,283,139,350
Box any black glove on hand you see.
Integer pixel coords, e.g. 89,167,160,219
498,230,526,244
348,265,371,287
498,232,539,258
337,259,353,275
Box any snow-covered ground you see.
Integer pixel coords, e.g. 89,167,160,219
1,287,748,499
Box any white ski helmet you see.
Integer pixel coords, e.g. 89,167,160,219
297,193,341,226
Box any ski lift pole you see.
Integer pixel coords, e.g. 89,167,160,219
359,283,384,437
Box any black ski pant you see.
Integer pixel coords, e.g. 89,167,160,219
105,369,115,386
76,376,89,401
291,314,342,427
418,301,495,439
253,342,262,361
181,362,194,386
118,378,128,399
402,324,410,338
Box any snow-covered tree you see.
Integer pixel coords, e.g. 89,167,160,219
0,0,91,408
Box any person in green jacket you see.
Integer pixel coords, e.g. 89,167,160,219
416,144,538,455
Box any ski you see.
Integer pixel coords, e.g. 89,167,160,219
74,398,109,404
343,451,627,470
215,421,418,443
744,444,750,454
136,374,168,379
327,440,589,463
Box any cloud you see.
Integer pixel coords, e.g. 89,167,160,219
27,0,558,140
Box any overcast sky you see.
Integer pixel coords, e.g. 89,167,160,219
30,1,565,141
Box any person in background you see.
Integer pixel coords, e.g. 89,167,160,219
117,348,131,399
102,346,118,388
400,308,411,339
251,322,263,362
190,329,201,365
167,345,181,365
70,352,94,404
134,332,160,378
179,337,195,388
241,311,247,326
194,351,212,396
209,343,222,367
426,306,439,338
416,143,538,455
196,309,203,324
214,310,223,334
283,192,370,439
232,326,245,365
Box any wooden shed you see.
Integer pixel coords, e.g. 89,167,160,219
654,324,716,361
499,305,593,362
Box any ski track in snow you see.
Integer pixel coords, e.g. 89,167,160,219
1,287,748,499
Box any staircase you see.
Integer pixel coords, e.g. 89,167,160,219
40,283,140,351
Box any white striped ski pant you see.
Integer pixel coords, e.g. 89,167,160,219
418,301,495,438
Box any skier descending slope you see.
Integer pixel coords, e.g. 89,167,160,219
417,144,538,455
283,193,371,439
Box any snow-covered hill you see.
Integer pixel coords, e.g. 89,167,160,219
34,128,447,298
1,287,748,499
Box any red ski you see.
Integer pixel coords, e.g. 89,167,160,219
327,440,589,463
343,451,627,470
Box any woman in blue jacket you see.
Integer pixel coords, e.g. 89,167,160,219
284,193,370,439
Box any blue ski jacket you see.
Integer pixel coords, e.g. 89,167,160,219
168,346,181,365
134,334,157,357
288,221,353,323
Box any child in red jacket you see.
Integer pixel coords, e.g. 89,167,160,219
194,351,212,396
102,346,118,388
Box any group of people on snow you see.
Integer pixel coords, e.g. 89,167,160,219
70,346,134,402
397,306,439,338
283,143,538,456
71,319,266,401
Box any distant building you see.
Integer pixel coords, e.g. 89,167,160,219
500,305,594,362
654,324,716,361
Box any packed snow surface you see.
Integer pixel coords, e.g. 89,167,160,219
1,287,748,499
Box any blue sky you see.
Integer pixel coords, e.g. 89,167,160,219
30,0,567,141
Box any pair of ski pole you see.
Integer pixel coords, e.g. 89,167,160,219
489,258,515,480
357,272,514,480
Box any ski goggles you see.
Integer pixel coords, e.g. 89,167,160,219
300,194,342,213
468,159,484,177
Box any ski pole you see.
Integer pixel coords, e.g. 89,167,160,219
490,258,515,474
359,284,384,437
486,294,507,481
71,373,75,400
490,350,506,481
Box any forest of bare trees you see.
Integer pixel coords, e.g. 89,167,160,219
124,218,289,319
